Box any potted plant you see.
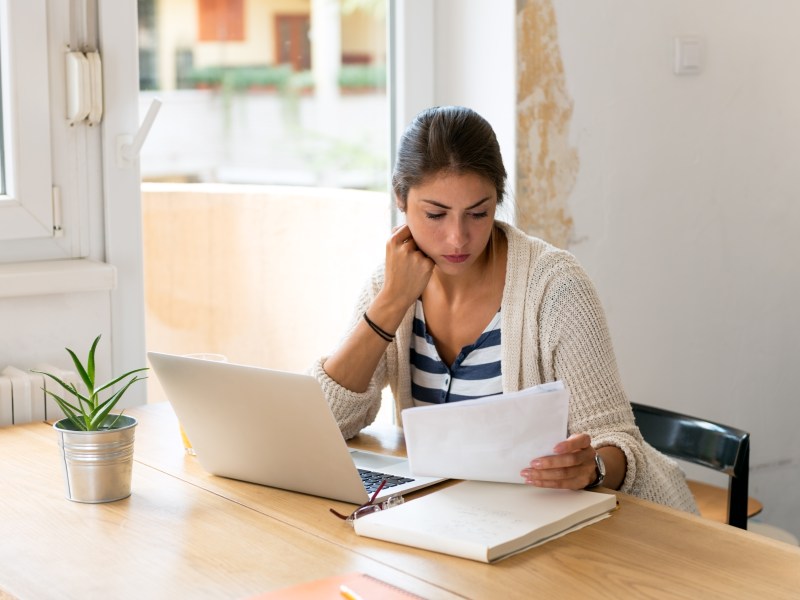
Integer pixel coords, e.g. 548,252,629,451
32,335,148,503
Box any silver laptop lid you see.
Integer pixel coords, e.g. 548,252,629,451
147,352,446,504
148,351,373,504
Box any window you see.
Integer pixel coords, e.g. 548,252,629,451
0,0,95,262
139,0,388,188
0,0,55,245
1,0,147,397
138,0,159,90
197,0,245,42
139,0,390,402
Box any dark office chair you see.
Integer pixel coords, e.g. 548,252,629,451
630,402,755,529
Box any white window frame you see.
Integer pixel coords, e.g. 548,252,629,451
0,0,55,242
0,0,95,262
0,0,146,403
97,0,148,404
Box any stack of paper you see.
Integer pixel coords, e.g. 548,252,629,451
402,381,569,483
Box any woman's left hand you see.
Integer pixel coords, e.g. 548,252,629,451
520,433,598,490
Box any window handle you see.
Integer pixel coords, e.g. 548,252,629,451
116,98,162,168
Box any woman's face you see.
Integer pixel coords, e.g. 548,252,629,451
403,171,498,276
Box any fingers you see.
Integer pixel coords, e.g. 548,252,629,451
552,433,591,454
520,434,596,490
387,224,432,267
390,223,416,247
381,224,435,309
521,468,590,489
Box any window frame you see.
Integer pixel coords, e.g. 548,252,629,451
0,0,146,404
0,0,56,245
0,0,97,263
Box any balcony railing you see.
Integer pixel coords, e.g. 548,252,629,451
142,182,390,404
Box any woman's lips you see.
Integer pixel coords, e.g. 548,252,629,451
443,254,469,263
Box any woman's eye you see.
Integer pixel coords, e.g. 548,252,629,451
469,211,489,219
425,213,445,220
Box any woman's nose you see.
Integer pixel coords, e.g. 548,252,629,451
446,218,468,248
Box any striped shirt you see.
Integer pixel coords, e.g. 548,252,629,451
410,299,502,405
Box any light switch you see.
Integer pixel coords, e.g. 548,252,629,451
674,36,704,75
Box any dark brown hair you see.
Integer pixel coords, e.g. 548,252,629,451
392,106,507,210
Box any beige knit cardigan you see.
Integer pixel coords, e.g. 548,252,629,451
312,221,698,513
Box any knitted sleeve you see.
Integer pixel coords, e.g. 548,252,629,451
534,252,697,512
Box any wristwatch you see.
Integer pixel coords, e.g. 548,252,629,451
586,452,606,489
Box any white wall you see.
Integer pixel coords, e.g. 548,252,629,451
0,293,112,377
551,0,800,536
431,0,517,201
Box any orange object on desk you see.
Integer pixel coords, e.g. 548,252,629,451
248,572,423,599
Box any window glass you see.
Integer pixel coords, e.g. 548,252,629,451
138,0,159,90
140,0,390,402
139,0,388,189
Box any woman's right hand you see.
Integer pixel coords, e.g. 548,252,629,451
379,224,435,314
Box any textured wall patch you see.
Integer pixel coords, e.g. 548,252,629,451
516,0,579,248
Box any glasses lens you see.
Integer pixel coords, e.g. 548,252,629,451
350,504,382,521
381,495,404,510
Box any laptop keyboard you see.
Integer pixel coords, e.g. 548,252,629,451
358,468,414,494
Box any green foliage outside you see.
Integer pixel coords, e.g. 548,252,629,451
185,64,387,93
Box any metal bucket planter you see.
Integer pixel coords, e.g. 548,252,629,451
54,415,137,503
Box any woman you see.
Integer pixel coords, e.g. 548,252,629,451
312,106,696,512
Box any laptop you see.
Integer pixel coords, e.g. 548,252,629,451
147,351,446,505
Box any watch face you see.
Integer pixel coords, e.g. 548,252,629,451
596,454,606,477
592,454,606,487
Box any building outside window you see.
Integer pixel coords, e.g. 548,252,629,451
197,0,246,42
138,0,387,188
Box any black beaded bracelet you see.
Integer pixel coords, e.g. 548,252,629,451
363,312,395,342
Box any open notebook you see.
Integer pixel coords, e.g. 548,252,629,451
353,480,618,563
147,352,445,504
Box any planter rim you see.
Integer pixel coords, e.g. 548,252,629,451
53,414,138,433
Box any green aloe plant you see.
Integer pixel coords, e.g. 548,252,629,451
32,335,148,431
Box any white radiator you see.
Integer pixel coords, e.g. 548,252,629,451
0,365,80,426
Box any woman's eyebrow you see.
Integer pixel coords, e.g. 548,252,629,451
421,197,492,210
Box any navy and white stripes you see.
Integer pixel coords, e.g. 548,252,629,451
410,299,502,405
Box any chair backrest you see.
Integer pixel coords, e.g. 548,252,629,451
630,402,751,529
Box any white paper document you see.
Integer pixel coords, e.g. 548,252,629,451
401,381,569,484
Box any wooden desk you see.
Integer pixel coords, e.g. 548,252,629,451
3,403,800,599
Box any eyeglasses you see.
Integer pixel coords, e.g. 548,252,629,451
329,479,404,523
